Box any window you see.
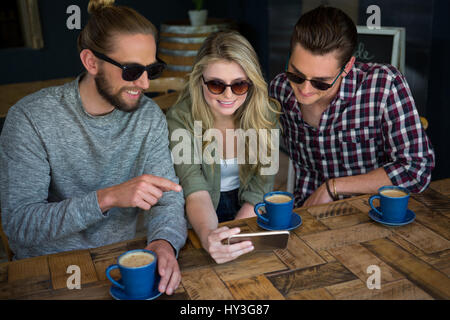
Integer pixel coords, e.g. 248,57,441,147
0,0,43,50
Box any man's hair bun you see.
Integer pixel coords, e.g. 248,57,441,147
87,0,115,14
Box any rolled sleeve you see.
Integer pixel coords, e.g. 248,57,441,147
381,74,435,193
166,104,211,199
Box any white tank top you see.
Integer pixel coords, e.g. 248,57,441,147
220,158,240,192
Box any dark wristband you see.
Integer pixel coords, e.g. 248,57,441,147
325,179,337,201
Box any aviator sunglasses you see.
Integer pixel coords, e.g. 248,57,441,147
285,67,345,91
92,50,166,81
202,75,252,95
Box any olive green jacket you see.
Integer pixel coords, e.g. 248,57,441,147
166,97,280,210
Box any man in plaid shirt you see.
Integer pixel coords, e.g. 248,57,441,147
269,6,435,207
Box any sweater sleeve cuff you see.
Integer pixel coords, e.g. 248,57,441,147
147,230,187,258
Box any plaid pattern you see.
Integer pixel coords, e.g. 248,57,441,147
270,62,435,207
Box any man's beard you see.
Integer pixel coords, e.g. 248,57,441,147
94,70,142,113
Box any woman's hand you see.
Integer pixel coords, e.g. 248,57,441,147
202,226,254,264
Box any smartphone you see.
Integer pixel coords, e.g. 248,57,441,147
227,231,290,251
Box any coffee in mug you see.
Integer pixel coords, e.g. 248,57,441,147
369,186,410,222
119,251,154,268
266,194,292,204
106,249,158,299
254,191,294,229
380,189,408,198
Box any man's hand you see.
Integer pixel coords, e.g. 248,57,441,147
145,239,180,295
97,174,182,212
302,182,333,207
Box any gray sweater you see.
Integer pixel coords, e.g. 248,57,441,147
0,77,187,259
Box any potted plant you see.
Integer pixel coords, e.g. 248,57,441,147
188,0,208,26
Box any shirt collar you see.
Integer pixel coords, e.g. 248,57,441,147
335,63,359,102
281,73,300,111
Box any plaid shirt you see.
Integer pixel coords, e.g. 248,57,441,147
269,62,435,207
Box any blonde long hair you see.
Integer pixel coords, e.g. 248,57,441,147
177,30,280,183
77,0,158,54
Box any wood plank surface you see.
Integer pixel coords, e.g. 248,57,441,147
328,243,404,285
412,189,450,215
418,250,450,277
347,195,371,212
291,209,329,237
286,287,335,300
125,238,147,251
316,250,337,263
392,222,450,254
306,200,362,220
429,178,450,196
48,250,98,290
267,261,357,299
214,251,287,282
0,263,7,283
408,198,450,239
8,256,49,283
159,285,190,300
0,179,448,300
326,278,433,300
187,229,202,249
274,233,326,270
178,247,215,271
300,222,392,251
226,275,285,300
319,212,371,229
24,281,112,300
388,234,426,257
0,276,51,299
364,238,450,299
89,241,128,281
181,266,233,300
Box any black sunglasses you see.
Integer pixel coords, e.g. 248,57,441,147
285,67,345,91
92,50,166,81
202,75,252,95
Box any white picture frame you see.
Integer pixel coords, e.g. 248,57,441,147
356,26,405,74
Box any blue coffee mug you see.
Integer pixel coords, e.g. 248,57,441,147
369,186,410,222
254,191,294,229
106,249,157,299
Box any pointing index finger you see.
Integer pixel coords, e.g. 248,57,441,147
144,175,182,192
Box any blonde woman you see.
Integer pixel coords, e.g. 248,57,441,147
166,31,280,264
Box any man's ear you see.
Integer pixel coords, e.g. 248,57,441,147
344,56,356,75
80,49,99,76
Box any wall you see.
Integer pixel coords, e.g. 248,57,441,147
0,0,268,85
267,0,448,180
1,0,447,179
358,0,434,116
427,0,450,180
0,0,194,84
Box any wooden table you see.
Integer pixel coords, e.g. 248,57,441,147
1,179,449,300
